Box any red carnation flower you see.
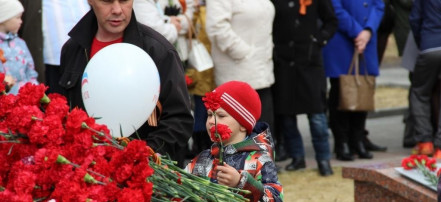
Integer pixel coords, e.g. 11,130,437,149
16,83,47,106
0,73,5,93
115,164,133,183
209,124,232,142
28,121,49,145
401,158,416,170
43,115,65,146
425,158,437,171
117,188,145,202
10,170,36,195
203,91,222,111
185,75,193,86
6,105,44,134
0,94,16,118
65,108,95,136
45,93,69,120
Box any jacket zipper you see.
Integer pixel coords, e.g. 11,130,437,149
84,48,89,62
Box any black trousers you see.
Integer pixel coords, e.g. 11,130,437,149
409,50,441,147
328,78,367,147
256,87,275,134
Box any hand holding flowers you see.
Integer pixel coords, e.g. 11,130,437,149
216,162,241,187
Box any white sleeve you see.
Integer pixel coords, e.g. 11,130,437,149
205,0,251,60
133,0,179,43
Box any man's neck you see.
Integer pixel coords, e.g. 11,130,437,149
95,30,124,42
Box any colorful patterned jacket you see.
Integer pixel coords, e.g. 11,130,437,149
0,32,38,94
185,122,283,202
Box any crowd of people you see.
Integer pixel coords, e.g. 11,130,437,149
1,0,440,201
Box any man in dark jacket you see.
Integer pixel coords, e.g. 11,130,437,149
55,0,193,166
272,0,337,176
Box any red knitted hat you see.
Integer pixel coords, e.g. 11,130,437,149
213,81,261,134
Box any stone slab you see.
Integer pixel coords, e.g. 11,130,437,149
342,161,437,202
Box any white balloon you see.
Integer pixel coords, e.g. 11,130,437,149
81,43,160,137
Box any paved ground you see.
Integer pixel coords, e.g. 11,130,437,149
276,65,413,171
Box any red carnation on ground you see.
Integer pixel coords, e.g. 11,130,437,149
425,158,437,171
401,157,416,170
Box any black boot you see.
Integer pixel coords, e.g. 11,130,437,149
317,160,333,176
403,115,417,148
285,157,306,171
363,130,387,151
335,142,354,161
363,137,388,151
353,141,373,159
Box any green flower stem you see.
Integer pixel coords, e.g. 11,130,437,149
84,173,106,185
81,122,124,150
56,155,71,164
214,111,224,165
92,142,122,150
56,154,108,180
149,158,250,201
414,160,439,186
31,116,44,121
0,140,20,143
163,159,251,195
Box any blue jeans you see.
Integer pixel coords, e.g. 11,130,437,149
280,113,331,161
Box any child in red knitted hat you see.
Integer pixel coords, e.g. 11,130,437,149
185,81,283,202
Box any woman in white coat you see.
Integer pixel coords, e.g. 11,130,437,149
206,0,276,134
133,0,182,43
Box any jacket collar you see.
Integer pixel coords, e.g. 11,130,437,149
0,32,17,41
68,9,144,50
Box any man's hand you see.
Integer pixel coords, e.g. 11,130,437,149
170,16,182,32
354,30,372,54
216,162,241,188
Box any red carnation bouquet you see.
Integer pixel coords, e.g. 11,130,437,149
401,154,440,187
0,82,154,201
0,74,249,201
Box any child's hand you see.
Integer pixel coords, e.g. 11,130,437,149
216,162,241,188
4,75,15,91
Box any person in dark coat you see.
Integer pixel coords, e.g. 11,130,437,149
17,0,44,83
272,0,338,176
55,0,194,166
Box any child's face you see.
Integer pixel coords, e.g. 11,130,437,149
0,13,23,34
206,108,246,145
